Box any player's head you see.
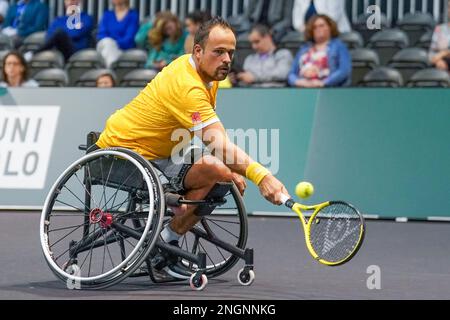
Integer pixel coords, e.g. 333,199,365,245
193,16,236,82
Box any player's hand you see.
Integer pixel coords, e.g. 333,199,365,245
258,175,290,205
232,173,246,196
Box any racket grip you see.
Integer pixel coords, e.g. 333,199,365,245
280,194,295,209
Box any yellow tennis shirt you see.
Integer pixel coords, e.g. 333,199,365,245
96,54,220,160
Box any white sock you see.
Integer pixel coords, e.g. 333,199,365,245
161,225,181,243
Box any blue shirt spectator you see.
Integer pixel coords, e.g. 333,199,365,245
47,12,94,52
2,0,48,38
97,9,139,50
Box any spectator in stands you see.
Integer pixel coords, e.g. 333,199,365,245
232,24,293,87
0,51,38,87
32,0,94,62
135,11,187,71
184,10,212,53
230,0,294,43
0,0,9,25
96,0,139,68
288,14,351,88
96,72,116,88
292,0,351,33
2,0,48,47
429,2,450,72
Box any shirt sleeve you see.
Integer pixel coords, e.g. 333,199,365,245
166,86,220,132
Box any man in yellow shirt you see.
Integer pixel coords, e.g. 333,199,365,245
96,17,289,269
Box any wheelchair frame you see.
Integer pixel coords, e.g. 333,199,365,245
40,132,255,290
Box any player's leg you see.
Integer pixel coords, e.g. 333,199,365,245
169,154,233,235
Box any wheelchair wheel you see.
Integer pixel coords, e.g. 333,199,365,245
40,148,165,289
171,183,248,279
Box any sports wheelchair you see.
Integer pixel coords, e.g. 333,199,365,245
39,132,254,290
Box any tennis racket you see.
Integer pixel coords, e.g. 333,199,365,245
280,194,365,266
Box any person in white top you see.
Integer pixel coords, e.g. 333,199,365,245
292,0,351,33
0,51,39,87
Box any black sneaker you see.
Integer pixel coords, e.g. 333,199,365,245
150,240,180,271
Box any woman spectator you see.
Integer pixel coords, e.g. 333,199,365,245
0,51,38,87
135,11,187,71
288,14,351,88
184,10,211,53
429,2,450,72
96,0,139,68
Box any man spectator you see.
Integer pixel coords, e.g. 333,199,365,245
2,0,48,47
292,0,351,33
232,24,293,87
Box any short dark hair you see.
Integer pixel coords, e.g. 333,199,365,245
250,24,272,37
194,16,235,48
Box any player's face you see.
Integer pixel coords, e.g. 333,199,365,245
196,26,236,81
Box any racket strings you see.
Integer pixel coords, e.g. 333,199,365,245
308,202,362,263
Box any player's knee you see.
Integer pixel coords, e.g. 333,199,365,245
200,156,233,183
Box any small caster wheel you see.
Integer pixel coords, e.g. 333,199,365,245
189,273,208,291
237,268,255,286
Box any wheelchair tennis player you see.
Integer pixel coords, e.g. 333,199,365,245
94,17,290,272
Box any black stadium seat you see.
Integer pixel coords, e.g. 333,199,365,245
19,31,46,53
75,69,117,87
416,30,433,50
29,50,64,77
407,68,450,88
350,48,380,86
34,68,69,87
359,67,404,87
339,31,364,49
65,49,105,85
111,49,147,83
396,13,436,46
367,29,409,65
120,69,158,87
279,30,305,58
0,34,13,51
352,13,390,45
388,47,430,82
232,32,252,72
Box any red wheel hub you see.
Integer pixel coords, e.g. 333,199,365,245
89,208,113,229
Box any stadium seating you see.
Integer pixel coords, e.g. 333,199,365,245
29,50,65,77
388,47,430,82
279,31,305,57
0,34,13,51
352,13,390,45
19,31,46,53
359,67,404,87
407,68,450,87
34,68,69,87
339,31,364,49
111,49,147,83
65,49,105,85
350,48,380,86
416,30,433,50
232,32,252,71
367,29,409,65
120,69,158,87
75,69,117,87
396,13,436,46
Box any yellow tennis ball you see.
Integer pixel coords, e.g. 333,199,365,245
295,182,314,199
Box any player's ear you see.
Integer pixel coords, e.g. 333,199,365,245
193,44,203,59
